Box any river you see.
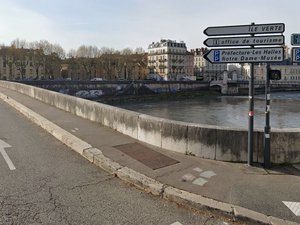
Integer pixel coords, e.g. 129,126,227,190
112,92,300,129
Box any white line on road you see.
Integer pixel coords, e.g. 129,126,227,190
293,164,300,170
0,139,16,170
0,148,16,170
283,201,300,216
170,222,183,225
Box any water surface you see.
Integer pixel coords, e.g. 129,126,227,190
113,92,300,129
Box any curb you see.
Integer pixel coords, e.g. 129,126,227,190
0,92,298,225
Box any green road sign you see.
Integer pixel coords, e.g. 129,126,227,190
291,34,300,46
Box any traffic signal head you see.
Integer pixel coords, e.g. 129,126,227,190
269,69,281,80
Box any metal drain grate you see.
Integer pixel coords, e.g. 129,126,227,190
114,142,179,170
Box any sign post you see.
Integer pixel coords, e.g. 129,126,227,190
248,24,255,166
264,65,271,168
203,22,285,167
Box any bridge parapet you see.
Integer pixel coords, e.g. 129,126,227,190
0,81,299,164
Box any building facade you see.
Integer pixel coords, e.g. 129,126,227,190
191,48,227,81
253,64,300,81
0,47,62,80
184,51,194,77
147,39,187,80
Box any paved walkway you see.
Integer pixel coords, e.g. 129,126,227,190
0,86,300,224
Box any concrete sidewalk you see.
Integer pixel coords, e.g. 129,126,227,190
0,86,299,225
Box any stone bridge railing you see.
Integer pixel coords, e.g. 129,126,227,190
16,80,211,99
0,81,299,164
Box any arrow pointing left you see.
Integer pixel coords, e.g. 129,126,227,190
0,139,16,170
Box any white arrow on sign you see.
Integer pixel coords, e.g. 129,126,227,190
0,139,16,170
204,23,285,36
204,35,285,47
203,47,284,64
283,201,300,216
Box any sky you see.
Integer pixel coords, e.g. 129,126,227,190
0,0,299,52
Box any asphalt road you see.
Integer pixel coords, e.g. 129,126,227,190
0,101,246,225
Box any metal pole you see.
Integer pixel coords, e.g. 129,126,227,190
264,64,271,168
247,22,255,166
247,62,254,166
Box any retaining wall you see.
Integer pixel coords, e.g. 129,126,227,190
1,81,299,164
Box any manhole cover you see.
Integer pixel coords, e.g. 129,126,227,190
114,143,179,170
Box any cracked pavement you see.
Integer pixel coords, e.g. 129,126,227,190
0,97,250,225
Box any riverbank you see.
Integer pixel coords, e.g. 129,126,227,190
97,90,221,104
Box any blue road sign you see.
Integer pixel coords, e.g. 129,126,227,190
214,50,220,62
292,48,300,62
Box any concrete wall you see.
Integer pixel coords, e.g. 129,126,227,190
1,81,299,164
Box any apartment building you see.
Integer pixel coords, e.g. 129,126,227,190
191,48,227,81
147,39,187,80
185,51,194,77
253,64,300,81
0,48,42,80
0,47,62,80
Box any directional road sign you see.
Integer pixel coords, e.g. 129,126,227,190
204,23,285,36
204,47,284,64
292,47,300,62
291,33,300,46
204,35,284,47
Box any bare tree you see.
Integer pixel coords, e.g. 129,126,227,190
100,47,115,55
32,49,45,79
67,49,77,58
11,38,28,49
44,53,62,79
76,45,89,58
134,47,145,54
37,40,53,55
121,47,133,55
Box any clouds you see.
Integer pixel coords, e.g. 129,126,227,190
0,0,298,51
0,1,56,45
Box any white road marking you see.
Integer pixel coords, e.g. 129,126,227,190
0,140,16,170
193,167,203,173
192,177,208,186
283,201,300,216
170,222,183,225
181,173,196,182
71,128,79,133
293,164,300,170
200,170,216,179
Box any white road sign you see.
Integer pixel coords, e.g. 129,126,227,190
204,23,285,36
292,47,300,62
204,35,284,47
204,47,284,64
